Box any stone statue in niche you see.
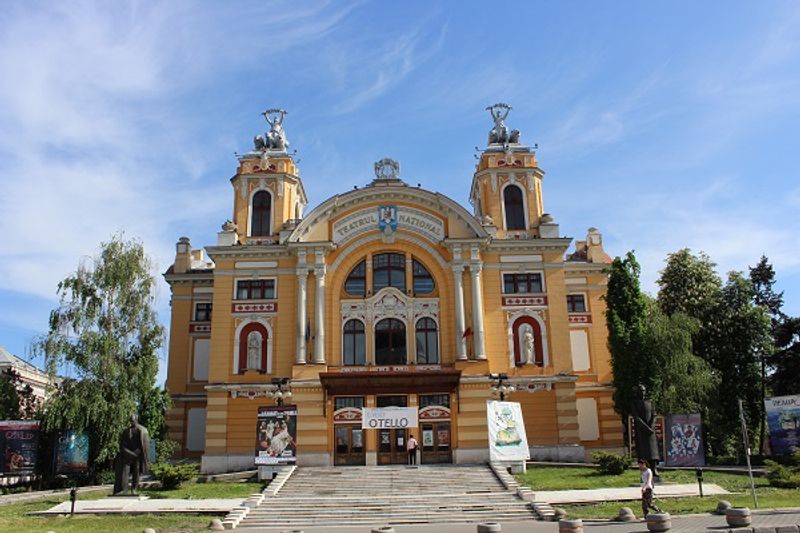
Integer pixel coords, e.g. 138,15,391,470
518,324,535,365
487,103,521,145
254,108,289,152
247,330,262,370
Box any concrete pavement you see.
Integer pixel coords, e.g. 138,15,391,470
531,483,728,504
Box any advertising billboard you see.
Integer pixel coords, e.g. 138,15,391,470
255,405,297,465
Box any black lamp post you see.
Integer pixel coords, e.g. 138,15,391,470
270,377,292,406
489,373,511,401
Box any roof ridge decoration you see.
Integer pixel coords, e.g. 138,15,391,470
373,157,401,182
487,103,521,146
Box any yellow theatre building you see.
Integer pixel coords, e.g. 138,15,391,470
164,105,623,473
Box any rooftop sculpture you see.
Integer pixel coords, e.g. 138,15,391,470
487,103,521,145
254,108,289,152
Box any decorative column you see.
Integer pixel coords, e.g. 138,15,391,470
470,264,486,360
453,265,467,360
295,269,307,364
313,266,326,364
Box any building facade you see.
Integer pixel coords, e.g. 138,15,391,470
165,106,623,473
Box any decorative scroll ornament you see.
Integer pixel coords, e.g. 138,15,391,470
374,158,400,180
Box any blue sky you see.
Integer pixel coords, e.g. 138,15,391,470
1,1,799,382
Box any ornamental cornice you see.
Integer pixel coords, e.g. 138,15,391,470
205,245,292,260
563,263,610,274
487,238,573,253
164,273,215,285
231,172,308,205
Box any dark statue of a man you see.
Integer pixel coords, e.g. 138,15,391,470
632,384,660,478
113,413,150,495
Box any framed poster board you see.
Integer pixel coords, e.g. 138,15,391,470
0,421,39,476
255,405,297,465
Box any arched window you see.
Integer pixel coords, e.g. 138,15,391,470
342,319,366,365
238,322,268,373
375,318,406,365
373,253,406,292
503,184,526,230
412,259,434,295
251,190,272,236
415,317,439,364
344,260,366,296
512,316,544,366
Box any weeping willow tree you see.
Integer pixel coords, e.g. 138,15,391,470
34,235,164,466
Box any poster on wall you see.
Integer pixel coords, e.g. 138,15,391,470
255,405,297,465
0,421,39,476
54,431,90,474
665,414,705,467
765,395,800,455
486,401,530,461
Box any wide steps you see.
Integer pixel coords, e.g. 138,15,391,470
237,464,537,529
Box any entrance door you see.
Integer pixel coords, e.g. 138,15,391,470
377,428,408,465
420,422,452,464
334,425,365,466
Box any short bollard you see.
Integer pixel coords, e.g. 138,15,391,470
207,518,225,531
477,523,502,533
615,507,636,522
558,518,583,533
715,500,732,515
370,528,395,533
646,512,671,532
143,529,157,533
725,507,752,527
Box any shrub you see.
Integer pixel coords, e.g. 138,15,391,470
592,451,630,475
150,462,199,490
155,439,178,463
765,451,800,489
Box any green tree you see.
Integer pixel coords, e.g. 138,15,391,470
657,249,722,320
605,251,648,421
605,251,713,422
34,235,164,466
771,316,800,397
0,368,39,420
702,272,771,455
748,255,782,452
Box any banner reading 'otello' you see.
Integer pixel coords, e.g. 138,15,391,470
665,414,705,467
487,401,530,461
255,405,297,465
361,407,418,429
765,394,800,455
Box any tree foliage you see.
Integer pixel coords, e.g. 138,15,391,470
34,235,164,465
0,367,39,420
605,251,713,422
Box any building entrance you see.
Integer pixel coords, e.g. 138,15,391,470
334,425,365,466
378,428,408,464
420,422,452,464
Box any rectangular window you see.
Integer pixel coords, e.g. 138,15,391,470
376,395,407,408
194,302,212,322
502,273,543,294
419,394,450,409
334,396,365,410
567,294,587,313
236,279,275,300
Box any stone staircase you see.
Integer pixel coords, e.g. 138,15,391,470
237,464,537,529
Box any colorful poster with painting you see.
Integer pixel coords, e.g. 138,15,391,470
665,414,705,467
255,405,297,465
487,401,530,461
765,395,800,455
55,431,90,474
0,421,39,475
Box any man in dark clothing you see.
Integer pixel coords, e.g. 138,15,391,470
113,414,150,495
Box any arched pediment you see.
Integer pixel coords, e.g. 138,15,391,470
288,186,488,244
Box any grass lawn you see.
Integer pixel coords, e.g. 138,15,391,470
0,480,261,533
514,466,800,519
143,479,265,499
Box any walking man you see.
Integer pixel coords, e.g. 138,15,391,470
407,434,419,465
639,459,662,517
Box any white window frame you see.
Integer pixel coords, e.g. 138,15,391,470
193,301,212,322
233,276,278,300
414,315,440,365
499,181,529,232
500,270,546,294
566,292,589,313
341,318,367,366
246,186,275,237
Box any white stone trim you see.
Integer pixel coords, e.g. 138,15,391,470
246,184,275,238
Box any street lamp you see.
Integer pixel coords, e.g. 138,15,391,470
489,373,513,401
270,377,292,406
